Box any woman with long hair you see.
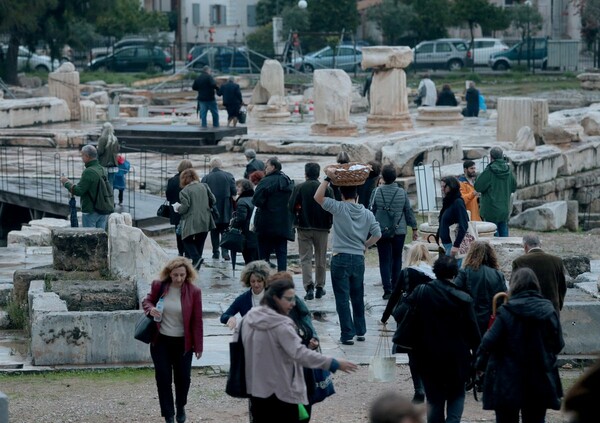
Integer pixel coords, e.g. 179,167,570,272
437,176,469,266
240,277,357,422
381,243,435,404
142,258,203,423
475,268,564,423
455,241,507,336
178,168,216,269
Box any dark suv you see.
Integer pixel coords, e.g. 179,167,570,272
412,39,468,71
88,46,173,72
186,45,252,72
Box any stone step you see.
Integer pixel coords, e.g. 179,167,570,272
140,222,175,237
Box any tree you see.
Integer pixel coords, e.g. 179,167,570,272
509,1,544,66
451,0,510,71
402,0,452,41
367,0,415,45
579,0,600,66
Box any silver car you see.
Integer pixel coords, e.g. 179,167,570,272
412,39,468,71
293,45,362,72
1,45,59,72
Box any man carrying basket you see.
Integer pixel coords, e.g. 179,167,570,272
314,163,381,345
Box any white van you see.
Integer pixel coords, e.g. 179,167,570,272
467,38,509,66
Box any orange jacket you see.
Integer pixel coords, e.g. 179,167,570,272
459,179,481,221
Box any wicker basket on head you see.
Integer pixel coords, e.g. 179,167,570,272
324,162,372,186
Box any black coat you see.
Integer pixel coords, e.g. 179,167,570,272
465,87,480,116
220,81,243,107
288,179,333,231
244,158,265,179
201,168,236,225
252,170,295,240
232,190,258,250
166,173,182,226
192,71,220,102
436,89,458,106
411,278,480,389
381,267,433,324
454,265,507,336
475,290,564,411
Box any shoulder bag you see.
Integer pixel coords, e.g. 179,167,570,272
134,283,166,344
225,320,250,398
156,201,172,218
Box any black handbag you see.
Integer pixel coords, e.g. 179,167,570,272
226,320,249,398
220,228,245,252
157,201,172,218
134,314,156,344
392,284,426,351
134,283,165,344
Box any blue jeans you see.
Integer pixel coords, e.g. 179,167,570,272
422,377,466,423
443,243,462,269
494,221,509,237
330,253,366,342
82,212,108,229
376,234,406,293
199,100,219,128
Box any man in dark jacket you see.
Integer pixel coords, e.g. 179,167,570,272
512,234,567,313
192,65,220,128
474,147,516,237
220,76,243,127
243,149,265,179
409,255,480,423
289,163,333,300
166,159,194,257
464,81,480,117
252,157,294,271
201,158,236,260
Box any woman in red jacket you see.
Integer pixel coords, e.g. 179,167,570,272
143,258,203,423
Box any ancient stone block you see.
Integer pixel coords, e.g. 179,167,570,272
415,106,464,127
51,228,108,272
48,63,80,120
508,201,568,231
366,67,413,131
7,226,52,246
563,256,591,278
87,91,109,105
558,142,600,176
48,279,137,311
80,100,97,123
311,70,357,136
361,46,413,69
0,97,70,128
497,97,547,142
566,200,579,232
581,112,600,135
542,124,582,144
507,146,563,188
514,126,536,151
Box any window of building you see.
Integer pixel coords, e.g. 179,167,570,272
192,3,200,26
247,5,257,27
210,5,226,25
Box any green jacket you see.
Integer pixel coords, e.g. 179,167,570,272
474,159,517,223
64,160,105,213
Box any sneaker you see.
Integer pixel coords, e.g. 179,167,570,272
382,291,392,300
315,287,326,299
340,339,354,345
212,252,219,260
412,393,425,404
304,287,314,301
356,336,366,342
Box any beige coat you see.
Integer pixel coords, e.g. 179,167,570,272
179,181,216,239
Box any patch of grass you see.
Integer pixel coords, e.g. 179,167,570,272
79,71,158,85
5,300,27,329
0,367,155,383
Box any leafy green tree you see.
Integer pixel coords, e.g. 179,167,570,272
367,0,415,45
402,0,451,41
579,0,600,66
281,5,310,34
247,22,275,57
510,2,544,43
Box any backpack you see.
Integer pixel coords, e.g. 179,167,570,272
91,167,114,215
372,188,404,238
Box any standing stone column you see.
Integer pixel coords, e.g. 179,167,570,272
362,46,414,132
248,59,290,122
497,97,548,142
311,69,357,136
48,62,80,121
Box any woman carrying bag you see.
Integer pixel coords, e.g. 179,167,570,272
142,258,203,423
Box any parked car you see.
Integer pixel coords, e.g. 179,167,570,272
466,38,509,66
412,39,468,71
186,45,252,72
88,46,173,72
292,45,362,72
0,44,59,72
488,38,548,70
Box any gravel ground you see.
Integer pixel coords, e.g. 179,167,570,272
2,231,598,423
0,365,585,423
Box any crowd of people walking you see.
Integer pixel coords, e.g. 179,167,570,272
136,147,586,423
